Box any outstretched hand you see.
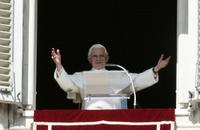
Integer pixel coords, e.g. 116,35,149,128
154,54,171,72
51,48,62,71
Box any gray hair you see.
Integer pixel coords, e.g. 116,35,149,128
88,44,109,58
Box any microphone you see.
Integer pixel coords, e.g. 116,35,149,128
101,62,137,109
101,63,117,67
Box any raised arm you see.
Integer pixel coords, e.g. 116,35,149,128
51,48,62,71
154,54,171,72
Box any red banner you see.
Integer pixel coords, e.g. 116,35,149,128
34,109,175,130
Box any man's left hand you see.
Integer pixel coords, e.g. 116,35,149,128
154,54,171,72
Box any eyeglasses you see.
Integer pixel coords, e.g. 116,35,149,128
91,55,106,59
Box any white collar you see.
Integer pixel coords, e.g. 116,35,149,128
91,67,107,71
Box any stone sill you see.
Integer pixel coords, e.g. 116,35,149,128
22,110,34,117
175,109,188,116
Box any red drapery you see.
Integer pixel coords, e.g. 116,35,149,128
34,109,175,130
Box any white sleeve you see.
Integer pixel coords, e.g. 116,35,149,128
133,67,159,91
118,68,159,96
54,67,79,93
54,67,83,103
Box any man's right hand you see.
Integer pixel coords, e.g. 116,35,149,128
51,48,62,71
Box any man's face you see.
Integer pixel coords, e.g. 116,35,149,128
88,48,109,70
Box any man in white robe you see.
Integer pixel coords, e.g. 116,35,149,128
51,44,170,109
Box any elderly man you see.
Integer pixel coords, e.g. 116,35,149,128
51,44,170,109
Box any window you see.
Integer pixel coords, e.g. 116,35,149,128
0,0,23,107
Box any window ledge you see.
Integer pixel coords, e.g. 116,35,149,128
22,110,34,117
175,109,189,116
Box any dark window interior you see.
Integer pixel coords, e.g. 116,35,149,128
37,0,177,109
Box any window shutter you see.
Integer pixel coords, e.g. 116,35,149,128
0,0,21,106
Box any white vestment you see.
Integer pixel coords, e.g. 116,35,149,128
54,67,158,109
